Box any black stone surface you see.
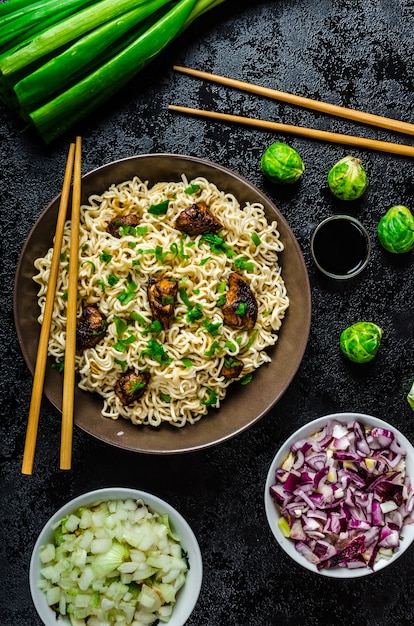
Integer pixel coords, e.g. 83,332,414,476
1,1,414,624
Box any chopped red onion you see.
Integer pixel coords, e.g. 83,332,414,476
270,419,414,571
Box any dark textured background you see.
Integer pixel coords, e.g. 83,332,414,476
1,1,414,624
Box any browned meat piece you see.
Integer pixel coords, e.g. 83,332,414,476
76,305,107,350
147,276,178,330
107,214,140,238
222,272,258,330
175,202,222,236
220,356,244,379
115,369,150,406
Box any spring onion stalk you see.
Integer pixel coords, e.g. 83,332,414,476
0,0,97,55
29,0,197,143
14,0,172,111
0,0,227,142
0,0,157,77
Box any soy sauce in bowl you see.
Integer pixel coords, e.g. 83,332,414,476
311,215,371,279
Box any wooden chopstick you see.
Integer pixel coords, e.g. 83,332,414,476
60,135,82,471
173,65,414,137
22,142,76,475
168,105,414,158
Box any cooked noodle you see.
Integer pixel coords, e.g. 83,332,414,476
33,175,289,427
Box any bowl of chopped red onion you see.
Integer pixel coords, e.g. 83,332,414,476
264,413,414,577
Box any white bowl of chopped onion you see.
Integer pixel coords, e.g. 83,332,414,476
30,487,202,625
264,413,414,578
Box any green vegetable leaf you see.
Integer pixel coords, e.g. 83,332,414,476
235,302,247,315
148,199,169,216
204,340,222,357
184,183,201,194
203,319,222,336
117,276,137,305
181,358,193,368
141,339,172,365
201,232,235,257
234,257,254,272
100,250,112,264
201,387,218,407
251,232,261,246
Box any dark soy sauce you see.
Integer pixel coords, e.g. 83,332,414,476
312,217,369,277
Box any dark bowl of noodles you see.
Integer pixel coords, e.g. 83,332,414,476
14,154,311,454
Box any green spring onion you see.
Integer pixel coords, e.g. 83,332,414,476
0,0,227,142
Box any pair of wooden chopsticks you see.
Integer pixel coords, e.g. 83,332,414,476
22,136,82,475
170,66,414,157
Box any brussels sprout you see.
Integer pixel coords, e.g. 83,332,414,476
377,205,414,254
260,142,304,184
339,321,383,363
407,380,414,411
327,155,367,200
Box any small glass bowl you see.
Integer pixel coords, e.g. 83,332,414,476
311,215,371,279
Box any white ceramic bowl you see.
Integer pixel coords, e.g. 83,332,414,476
264,413,414,578
30,488,203,625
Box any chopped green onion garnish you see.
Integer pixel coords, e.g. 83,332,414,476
81,260,96,272
181,358,193,368
100,250,112,264
235,302,247,315
187,303,203,323
184,183,201,194
251,232,261,246
204,340,222,357
203,319,222,336
240,373,253,385
141,339,172,365
234,257,254,272
107,273,119,286
201,387,218,407
148,199,169,216
114,358,128,371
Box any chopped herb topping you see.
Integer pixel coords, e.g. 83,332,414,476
251,232,261,246
113,334,137,353
140,320,163,337
160,392,171,403
201,232,235,257
235,302,247,315
114,357,128,371
81,260,96,272
240,373,253,385
148,199,169,216
141,339,172,365
245,328,258,350
181,358,193,368
204,340,222,357
107,273,119,286
96,279,106,292
52,360,64,372
187,303,203,323
234,257,255,272
117,276,137,305
203,319,222,336
184,183,201,195
100,250,112,264
201,387,218,407
225,340,238,351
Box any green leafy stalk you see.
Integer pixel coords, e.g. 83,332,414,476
0,0,228,142
13,0,171,111
1,0,99,55
29,0,198,142
0,0,156,77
